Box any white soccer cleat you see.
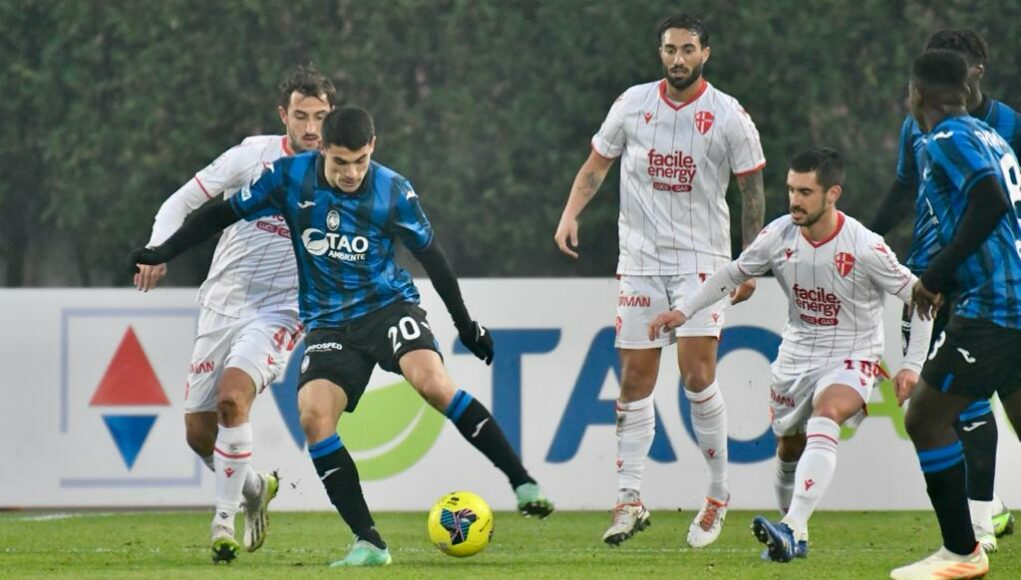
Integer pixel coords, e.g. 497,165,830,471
889,545,988,579
602,501,651,546
686,496,728,548
976,532,997,554
210,521,240,563
243,471,279,552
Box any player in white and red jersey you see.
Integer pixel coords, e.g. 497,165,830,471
132,65,336,562
554,13,766,548
650,148,934,563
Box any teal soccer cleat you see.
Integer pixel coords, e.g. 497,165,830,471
329,539,392,567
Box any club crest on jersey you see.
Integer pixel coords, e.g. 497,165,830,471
835,252,855,277
327,210,340,231
695,110,715,135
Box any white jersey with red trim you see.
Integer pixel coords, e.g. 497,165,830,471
734,212,915,375
592,79,765,276
147,135,298,318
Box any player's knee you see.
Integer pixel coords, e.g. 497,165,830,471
620,366,656,397
298,406,335,441
679,364,715,392
216,392,248,424
410,369,454,408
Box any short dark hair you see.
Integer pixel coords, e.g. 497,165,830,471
912,49,969,91
656,14,709,48
322,107,375,150
278,63,337,109
789,148,844,190
925,29,988,67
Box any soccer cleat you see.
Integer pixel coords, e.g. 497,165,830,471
751,516,796,563
602,501,651,546
515,482,554,519
687,496,728,548
889,545,988,579
977,533,997,554
243,471,279,552
210,523,241,563
329,539,392,567
760,540,808,561
992,506,1015,538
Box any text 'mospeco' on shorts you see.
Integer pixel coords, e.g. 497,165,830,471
297,301,440,412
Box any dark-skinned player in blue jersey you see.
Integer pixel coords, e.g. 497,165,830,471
890,50,1021,580
869,31,1017,552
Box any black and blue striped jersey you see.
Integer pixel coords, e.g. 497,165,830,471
919,114,1021,328
230,151,434,330
897,99,1021,273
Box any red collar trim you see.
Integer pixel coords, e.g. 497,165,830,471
658,78,708,111
281,136,294,156
801,211,845,248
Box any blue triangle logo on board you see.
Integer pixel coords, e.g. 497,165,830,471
101,415,158,469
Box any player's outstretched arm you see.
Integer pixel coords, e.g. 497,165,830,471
412,240,494,365
554,151,615,258
647,262,751,340
129,199,241,273
136,177,215,291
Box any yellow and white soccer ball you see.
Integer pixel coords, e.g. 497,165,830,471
427,491,494,557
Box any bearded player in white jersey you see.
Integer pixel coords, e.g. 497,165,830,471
650,148,934,563
555,13,766,548
132,65,336,562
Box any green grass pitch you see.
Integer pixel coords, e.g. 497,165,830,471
1,510,1015,578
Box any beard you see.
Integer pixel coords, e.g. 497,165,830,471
790,206,826,227
665,61,704,92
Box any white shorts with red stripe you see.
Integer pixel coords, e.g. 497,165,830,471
614,274,726,349
184,307,303,413
767,359,883,437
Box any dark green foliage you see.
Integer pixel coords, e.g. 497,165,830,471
3,0,1020,284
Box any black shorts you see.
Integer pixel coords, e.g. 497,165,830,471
920,314,1021,400
297,301,441,412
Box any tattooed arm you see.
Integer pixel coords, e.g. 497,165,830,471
737,170,765,248
730,170,765,304
554,151,616,258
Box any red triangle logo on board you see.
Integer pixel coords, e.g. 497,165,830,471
90,326,170,406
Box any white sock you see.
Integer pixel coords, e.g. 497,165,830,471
775,457,798,515
205,449,259,502
685,382,729,501
213,423,253,527
782,417,840,540
615,396,655,493
201,454,215,472
991,494,1005,515
970,499,994,536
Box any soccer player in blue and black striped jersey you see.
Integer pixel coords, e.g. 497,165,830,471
869,30,1017,552
890,50,1021,580
131,107,554,567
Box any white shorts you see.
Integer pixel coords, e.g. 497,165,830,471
184,308,304,413
614,274,726,348
768,359,883,437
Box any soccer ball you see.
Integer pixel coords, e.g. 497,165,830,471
427,491,494,557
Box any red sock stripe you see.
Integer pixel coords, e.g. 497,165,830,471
806,433,839,446
214,446,252,459
691,392,717,405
